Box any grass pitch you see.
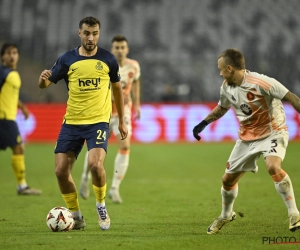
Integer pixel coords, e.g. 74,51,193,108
1,142,300,250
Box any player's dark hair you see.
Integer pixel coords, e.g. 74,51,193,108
219,49,245,70
79,16,101,29
1,43,19,58
111,35,128,44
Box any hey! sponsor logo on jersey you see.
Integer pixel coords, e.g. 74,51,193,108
78,78,100,87
78,78,101,91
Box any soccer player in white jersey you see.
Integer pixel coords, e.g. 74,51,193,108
193,48,300,234
80,35,141,203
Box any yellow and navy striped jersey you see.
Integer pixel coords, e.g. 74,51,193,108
49,46,121,125
0,66,21,120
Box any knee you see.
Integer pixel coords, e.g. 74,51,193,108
55,166,69,179
12,144,25,154
221,171,243,190
222,175,236,189
89,160,104,174
266,162,281,175
119,139,130,152
120,146,130,151
265,156,282,175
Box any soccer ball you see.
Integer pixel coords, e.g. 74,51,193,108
46,206,74,232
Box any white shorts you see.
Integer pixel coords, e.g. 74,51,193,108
109,106,132,136
225,131,289,174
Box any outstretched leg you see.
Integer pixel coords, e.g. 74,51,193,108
109,134,131,204
207,172,244,234
266,156,300,232
56,151,85,230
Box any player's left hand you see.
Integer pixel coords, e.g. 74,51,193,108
21,106,30,120
133,105,141,120
192,120,208,141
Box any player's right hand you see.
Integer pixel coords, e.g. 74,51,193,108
192,120,208,141
39,70,52,80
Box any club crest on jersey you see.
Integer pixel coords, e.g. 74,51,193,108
95,61,103,70
128,72,134,78
247,92,255,101
240,103,252,116
231,95,236,101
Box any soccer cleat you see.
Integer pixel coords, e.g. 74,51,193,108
289,214,300,232
79,175,90,200
73,216,86,230
108,188,122,204
207,212,236,234
18,186,42,195
97,206,110,230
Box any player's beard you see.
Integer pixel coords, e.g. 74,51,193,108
226,71,236,87
83,43,97,52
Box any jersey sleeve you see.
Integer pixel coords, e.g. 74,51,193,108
134,61,141,81
109,57,121,83
0,67,11,91
218,83,232,108
48,54,69,84
260,75,289,99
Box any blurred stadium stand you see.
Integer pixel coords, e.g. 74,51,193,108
1,0,300,103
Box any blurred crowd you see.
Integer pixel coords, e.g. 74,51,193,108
1,0,300,103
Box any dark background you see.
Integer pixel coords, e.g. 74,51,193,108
1,0,299,103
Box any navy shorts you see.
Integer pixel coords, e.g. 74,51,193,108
54,122,109,158
0,119,23,150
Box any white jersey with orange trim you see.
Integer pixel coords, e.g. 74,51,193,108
112,58,141,116
218,70,289,141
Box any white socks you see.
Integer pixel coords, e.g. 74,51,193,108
221,185,238,218
220,173,299,219
82,151,90,180
18,183,28,191
96,201,105,208
72,210,83,220
111,152,129,189
274,174,299,216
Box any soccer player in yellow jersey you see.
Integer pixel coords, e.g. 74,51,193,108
79,35,141,204
38,17,128,231
0,43,41,196
193,49,300,234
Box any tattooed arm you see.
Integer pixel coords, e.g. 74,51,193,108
205,105,230,124
282,91,300,113
192,105,230,140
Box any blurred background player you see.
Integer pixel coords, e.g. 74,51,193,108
193,48,300,234
38,17,127,230
0,43,42,195
80,35,141,203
